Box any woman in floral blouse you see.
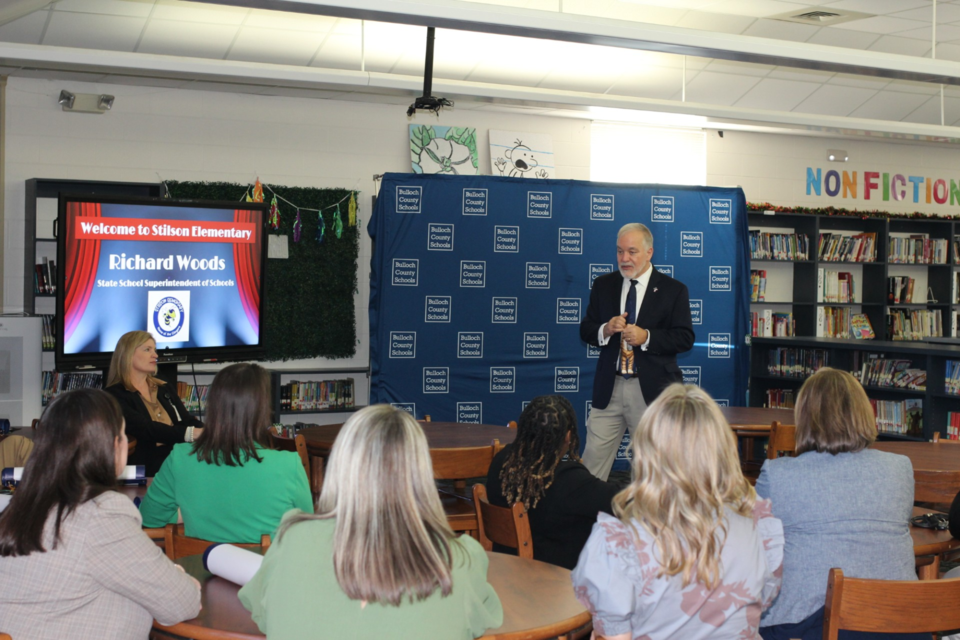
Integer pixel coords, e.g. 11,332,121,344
572,383,784,640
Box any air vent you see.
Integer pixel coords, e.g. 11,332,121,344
770,7,873,26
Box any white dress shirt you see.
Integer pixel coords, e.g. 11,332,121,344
597,266,653,350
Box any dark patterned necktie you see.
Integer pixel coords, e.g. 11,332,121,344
620,280,638,378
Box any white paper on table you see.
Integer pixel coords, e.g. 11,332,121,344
203,544,264,586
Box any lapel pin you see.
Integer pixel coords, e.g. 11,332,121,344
653,287,658,293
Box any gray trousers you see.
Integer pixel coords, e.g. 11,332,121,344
582,376,648,481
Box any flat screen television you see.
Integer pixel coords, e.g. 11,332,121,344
56,194,269,370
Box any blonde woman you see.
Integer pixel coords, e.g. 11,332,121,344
239,404,503,640
104,331,203,476
572,384,783,640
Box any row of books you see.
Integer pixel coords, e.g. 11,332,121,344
955,272,960,304
750,270,768,302
34,257,56,295
764,347,830,379
888,276,917,304
944,413,960,440
749,231,810,261
41,371,103,406
856,358,926,390
945,360,960,396
765,388,794,409
279,378,356,412
870,398,923,436
176,382,210,414
815,307,877,339
40,315,55,350
817,269,855,303
886,308,943,341
817,232,877,263
751,310,794,337
888,235,948,265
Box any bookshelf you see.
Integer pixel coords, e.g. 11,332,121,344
750,336,960,441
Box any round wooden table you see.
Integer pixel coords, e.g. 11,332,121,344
300,421,517,457
721,406,794,431
154,551,590,640
910,506,960,580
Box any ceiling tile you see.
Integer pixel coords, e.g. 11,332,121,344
741,18,819,41
900,95,949,125
537,64,628,93
847,90,931,120
466,60,551,88
42,13,144,51
703,59,774,77
734,77,819,110
766,66,834,83
866,34,932,56
826,0,929,15
606,65,684,100
0,10,48,45
706,0,810,17
675,11,755,33
883,79,940,96
309,33,361,71
137,20,238,58
804,26,879,49
242,9,339,32
793,84,877,116
565,0,687,25
827,73,890,90
893,4,960,23
682,70,762,105
227,28,326,66
933,41,960,62
831,16,927,35
152,0,250,26
52,0,154,18
898,25,960,41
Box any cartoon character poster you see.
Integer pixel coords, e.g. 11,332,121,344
490,130,555,179
410,125,479,175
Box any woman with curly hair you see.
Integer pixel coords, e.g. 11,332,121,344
485,394,619,569
572,384,783,640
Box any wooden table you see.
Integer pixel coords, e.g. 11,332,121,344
911,506,960,580
872,441,960,474
721,407,794,471
155,551,590,640
299,421,517,458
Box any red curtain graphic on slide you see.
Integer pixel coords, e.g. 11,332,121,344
233,209,261,334
64,202,102,344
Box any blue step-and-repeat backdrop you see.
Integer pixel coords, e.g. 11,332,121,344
369,173,750,467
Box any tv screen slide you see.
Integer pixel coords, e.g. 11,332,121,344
58,196,267,363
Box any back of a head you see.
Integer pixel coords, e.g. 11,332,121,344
106,330,155,388
307,405,455,605
0,388,123,556
500,394,578,509
193,363,271,466
615,383,753,588
795,367,875,455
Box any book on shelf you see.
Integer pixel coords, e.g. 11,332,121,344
280,378,356,412
886,308,943,341
817,269,855,303
850,314,875,340
750,270,767,302
870,398,922,436
40,315,55,350
751,310,794,337
34,257,56,295
857,358,925,390
765,347,829,378
176,382,210,414
41,371,102,406
817,232,877,263
887,276,916,304
888,234,948,265
954,272,960,304
816,306,853,338
765,388,795,409
946,412,960,440
946,360,960,396
749,230,810,261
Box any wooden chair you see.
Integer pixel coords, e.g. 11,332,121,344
766,421,797,460
268,429,312,486
823,568,960,639
472,483,533,559
432,443,499,536
933,432,960,444
913,468,960,505
163,523,270,560
0,632,11,640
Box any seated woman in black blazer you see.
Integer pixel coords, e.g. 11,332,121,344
485,395,619,569
104,330,203,476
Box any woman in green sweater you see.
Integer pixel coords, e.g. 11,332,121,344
139,363,313,543
239,404,503,640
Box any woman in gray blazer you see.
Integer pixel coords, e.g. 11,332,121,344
0,388,201,640
756,368,925,640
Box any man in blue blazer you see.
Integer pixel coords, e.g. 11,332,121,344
579,223,695,480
